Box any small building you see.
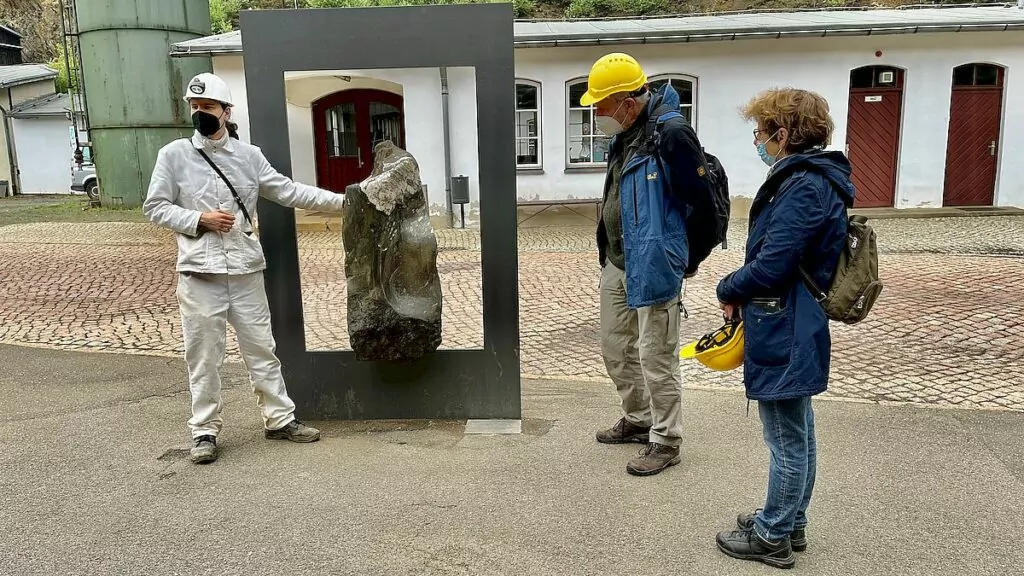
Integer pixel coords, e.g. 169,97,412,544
169,5,1024,224
0,63,59,196
0,22,24,65
9,93,85,195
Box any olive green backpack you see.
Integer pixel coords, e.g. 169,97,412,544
799,214,882,324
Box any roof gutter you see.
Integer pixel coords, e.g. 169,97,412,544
170,43,244,58
514,22,1024,48
169,20,1024,57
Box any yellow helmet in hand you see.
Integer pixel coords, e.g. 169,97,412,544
680,320,744,372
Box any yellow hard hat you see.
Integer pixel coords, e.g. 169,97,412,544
579,53,648,107
680,320,744,372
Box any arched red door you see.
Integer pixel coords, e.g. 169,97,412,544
312,89,405,193
846,66,905,208
943,63,1005,207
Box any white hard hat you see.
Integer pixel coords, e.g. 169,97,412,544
183,73,233,107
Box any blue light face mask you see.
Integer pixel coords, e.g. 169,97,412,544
756,130,782,167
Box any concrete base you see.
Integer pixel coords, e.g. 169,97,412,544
464,419,522,435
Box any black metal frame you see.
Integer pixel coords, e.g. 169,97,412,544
240,4,520,420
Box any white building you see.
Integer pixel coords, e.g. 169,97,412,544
0,64,60,196
170,5,1024,225
9,93,86,195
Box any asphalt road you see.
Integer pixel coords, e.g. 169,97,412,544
0,344,1021,575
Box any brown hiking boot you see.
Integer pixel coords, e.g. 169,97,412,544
596,417,650,445
626,442,681,476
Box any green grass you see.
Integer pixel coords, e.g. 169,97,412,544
0,196,149,227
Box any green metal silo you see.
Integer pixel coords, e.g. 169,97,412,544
75,0,213,208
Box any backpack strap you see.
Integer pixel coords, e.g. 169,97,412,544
644,106,683,196
643,105,682,151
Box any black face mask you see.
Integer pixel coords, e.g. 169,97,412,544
192,110,223,137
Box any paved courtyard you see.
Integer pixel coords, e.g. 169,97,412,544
1,215,1023,411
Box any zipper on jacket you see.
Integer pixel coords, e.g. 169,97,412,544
632,185,639,226
621,154,646,227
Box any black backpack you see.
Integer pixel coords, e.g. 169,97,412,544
647,107,731,275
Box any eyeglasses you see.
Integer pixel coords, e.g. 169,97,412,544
753,128,780,143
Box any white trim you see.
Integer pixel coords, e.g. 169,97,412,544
515,78,543,169
565,76,610,168
648,73,699,132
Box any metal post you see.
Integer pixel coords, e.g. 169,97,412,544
440,67,454,228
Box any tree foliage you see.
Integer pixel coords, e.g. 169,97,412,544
210,0,538,32
0,0,61,63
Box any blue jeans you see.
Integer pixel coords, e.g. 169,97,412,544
754,397,817,542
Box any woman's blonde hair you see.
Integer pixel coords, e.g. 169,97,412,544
741,88,834,153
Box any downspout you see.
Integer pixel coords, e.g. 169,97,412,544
440,67,454,228
0,89,19,196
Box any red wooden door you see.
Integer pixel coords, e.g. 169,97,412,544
312,89,405,193
846,67,904,208
943,64,1004,207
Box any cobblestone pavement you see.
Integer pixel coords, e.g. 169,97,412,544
1,216,1023,412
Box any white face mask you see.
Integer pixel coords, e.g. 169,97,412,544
595,101,626,136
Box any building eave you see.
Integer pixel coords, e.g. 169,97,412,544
0,23,23,39
513,22,1024,48
0,70,58,89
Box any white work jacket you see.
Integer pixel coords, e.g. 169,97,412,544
143,132,344,275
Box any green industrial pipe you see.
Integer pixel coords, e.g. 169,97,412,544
76,0,213,208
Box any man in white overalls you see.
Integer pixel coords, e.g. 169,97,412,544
144,73,345,464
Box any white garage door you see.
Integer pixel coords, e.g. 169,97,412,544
11,117,72,194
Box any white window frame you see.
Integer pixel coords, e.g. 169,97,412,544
647,73,699,131
565,77,610,168
515,79,543,170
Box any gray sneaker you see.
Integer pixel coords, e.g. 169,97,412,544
265,419,321,443
190,435,218,464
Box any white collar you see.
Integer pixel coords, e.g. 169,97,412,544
191,131,235,153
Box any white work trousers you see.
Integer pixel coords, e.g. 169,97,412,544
176,271,296,438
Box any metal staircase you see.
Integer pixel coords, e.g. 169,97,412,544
59,0,96,204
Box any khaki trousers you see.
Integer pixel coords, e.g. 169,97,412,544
600,263,684,447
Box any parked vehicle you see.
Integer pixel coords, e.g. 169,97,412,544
71,162,99,201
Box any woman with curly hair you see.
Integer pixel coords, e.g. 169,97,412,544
715,88,855,569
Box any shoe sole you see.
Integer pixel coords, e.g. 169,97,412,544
191,453,217,464
716,541,795,569
737,519,807,552
265,432,321,443
625,455,681,476
596,434,650,445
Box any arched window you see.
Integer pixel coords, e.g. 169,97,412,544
648,74,698,126
566,78,610,166
515,79,542,168
952,63,1003,87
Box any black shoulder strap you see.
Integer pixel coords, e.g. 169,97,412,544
195,147,253,228
643,103,677,145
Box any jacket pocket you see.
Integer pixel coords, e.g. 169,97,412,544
743,298,794,368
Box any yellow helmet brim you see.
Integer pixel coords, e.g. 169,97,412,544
679,321,745,371
680,341,699,359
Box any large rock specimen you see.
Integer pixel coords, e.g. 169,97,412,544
343,141,443,361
